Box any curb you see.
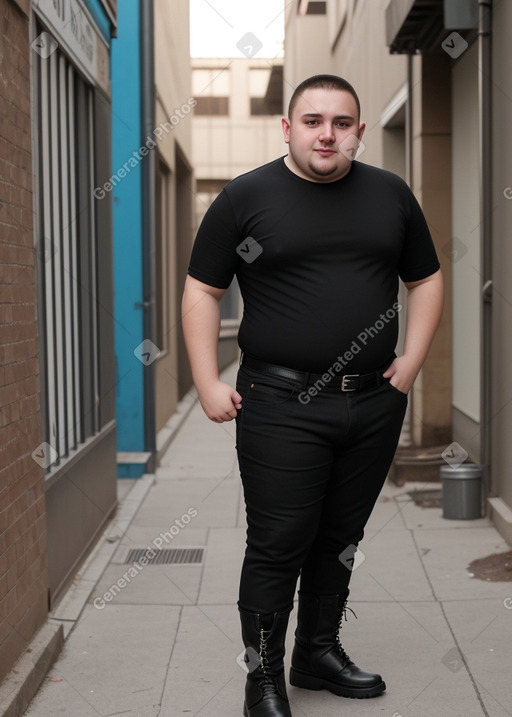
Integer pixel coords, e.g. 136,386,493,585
0,623,63,717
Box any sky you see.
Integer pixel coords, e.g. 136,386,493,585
189,0,285,58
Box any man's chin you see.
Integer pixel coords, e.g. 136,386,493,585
308,159,351,180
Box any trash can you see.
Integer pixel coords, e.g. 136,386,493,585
440,464,483,519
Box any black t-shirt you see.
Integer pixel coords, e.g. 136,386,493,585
188,157,440,373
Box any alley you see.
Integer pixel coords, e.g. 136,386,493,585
21,364,512,717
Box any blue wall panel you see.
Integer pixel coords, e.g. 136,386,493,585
111,0,145,470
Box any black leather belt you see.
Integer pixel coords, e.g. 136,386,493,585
241,354,383,392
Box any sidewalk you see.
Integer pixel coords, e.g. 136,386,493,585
23,362,512,717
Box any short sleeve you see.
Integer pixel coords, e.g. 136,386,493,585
187,189,241,289
398,188,441,283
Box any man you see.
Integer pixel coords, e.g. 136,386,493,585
182,75,443,717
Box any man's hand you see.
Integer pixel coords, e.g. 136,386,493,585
383,269,444,395
198,380,242,423
382,356,418,395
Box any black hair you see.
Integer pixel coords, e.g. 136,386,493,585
288,74,361,120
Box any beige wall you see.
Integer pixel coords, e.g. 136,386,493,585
192,58,285,180
328,0,409,170
284,6,330,110
489,0,512,536
154,0,195,433
451,42,480,430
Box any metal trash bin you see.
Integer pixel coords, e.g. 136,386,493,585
441,464,483,519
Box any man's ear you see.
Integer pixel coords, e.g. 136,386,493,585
281,116,291,144
358,122,366,141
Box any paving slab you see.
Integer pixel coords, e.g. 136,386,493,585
91,562,202,606
198,527,246,605
413,527,510,601
442,598,512,717
130,474,241,529
350,527,435,602
24,604,180,717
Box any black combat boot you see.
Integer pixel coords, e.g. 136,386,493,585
239,607,293,717
289,592,385,699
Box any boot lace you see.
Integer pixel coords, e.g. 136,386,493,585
258,628,280,696
334,602,357,663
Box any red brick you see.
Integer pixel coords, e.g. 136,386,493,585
0,0,48,683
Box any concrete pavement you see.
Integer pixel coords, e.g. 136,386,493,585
23,362,512,717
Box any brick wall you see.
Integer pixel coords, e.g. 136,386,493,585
0,0,49,685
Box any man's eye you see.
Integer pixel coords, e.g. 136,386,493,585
306,120,318,126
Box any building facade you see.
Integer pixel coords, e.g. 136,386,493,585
284,0,512,544
112,0,196,476
0,0,50,690
0,0,118,704
31,0,118,608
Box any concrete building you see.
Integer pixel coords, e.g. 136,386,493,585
0,0,51,692
284,0,512,544
191,56,285,365
1,0,196,709
1,0,118,708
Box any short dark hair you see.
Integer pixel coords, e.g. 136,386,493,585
287,74,361,121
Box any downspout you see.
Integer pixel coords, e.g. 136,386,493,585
403,51,414,445
478,0,492,498
406,53,413,189
140,0,156,471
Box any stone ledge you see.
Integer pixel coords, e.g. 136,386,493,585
488,497,512,547
389,445,446,486
0,622,63,717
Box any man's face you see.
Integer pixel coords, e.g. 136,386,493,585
281,88,366,183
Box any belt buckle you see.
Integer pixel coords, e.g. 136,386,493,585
341,374,359,392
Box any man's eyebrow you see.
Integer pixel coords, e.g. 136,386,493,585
301,113,355,120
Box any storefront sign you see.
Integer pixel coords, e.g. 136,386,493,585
33,0,101,86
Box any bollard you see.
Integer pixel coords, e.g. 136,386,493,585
441,464,483,519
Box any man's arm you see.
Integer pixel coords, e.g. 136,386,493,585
382,268,444,393
181,275,242,422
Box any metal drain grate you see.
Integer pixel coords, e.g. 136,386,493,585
124,547,205,565
407,489,442,508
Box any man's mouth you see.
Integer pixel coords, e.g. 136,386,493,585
315,149,337,157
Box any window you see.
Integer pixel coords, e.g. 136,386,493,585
194,96,229,116
298,0,327,14
305,1,327,14
249,66,283,116
35,31,100,470
192,68,230,116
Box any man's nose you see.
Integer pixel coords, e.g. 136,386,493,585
318,123,335,143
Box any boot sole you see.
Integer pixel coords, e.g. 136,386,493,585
289,667,386,699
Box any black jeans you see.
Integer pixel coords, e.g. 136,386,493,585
235,362,408,614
